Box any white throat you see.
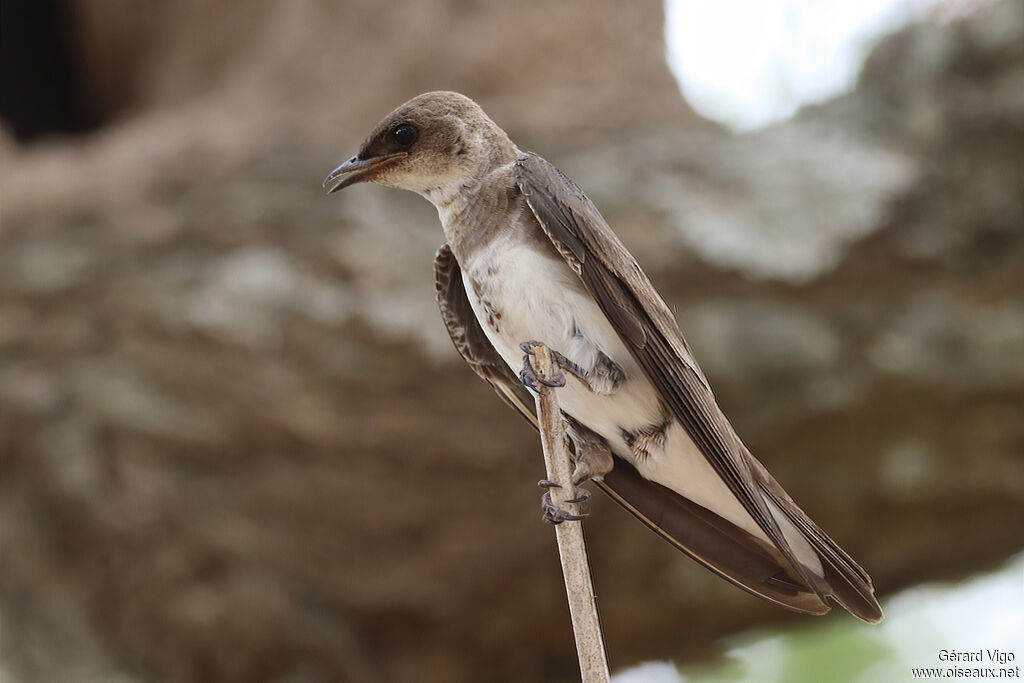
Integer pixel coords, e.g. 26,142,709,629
426,177,480,236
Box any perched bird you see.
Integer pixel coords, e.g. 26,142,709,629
323,91,882,622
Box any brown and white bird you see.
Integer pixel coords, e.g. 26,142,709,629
323,91,882,622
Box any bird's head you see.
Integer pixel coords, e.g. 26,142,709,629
323,91,518,203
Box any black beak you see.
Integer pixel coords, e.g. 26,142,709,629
322,152,407,194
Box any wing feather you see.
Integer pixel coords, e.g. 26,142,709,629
513,153,882,622
434,241,878,618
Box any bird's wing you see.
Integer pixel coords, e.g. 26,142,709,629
435,241,874,619
435,243,538,426
514,153,882,622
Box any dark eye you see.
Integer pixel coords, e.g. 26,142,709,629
392,123,418,147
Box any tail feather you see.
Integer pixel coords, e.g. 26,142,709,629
601,460,831,616
601,457,882,622
754,475,883,622
749,454,883,623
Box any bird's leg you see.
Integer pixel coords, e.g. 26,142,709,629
522,340,589,525
532,428,610,524
519,340,587,392
521,339,624,397
538,481,588,524
564,415,614,494
536,421,612,522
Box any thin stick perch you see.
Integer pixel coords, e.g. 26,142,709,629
527,344,611,683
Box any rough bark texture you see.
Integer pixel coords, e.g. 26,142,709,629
1,1,1022,682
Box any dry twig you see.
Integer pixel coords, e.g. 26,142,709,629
527,344,610,683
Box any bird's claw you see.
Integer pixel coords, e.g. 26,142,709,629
520,340,591,391
538,482,590,523
541,491,589,524
540,479,592,503
566,487,591,504
520,347,566,390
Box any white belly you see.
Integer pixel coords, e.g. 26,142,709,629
460,236,770,545
462,238,659,441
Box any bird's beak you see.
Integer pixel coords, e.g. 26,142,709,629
322,152,407,194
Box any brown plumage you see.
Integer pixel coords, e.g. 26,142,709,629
325,91,883,623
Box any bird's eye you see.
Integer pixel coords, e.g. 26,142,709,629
392,123,418,147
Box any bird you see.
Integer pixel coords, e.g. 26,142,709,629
323,91,882,623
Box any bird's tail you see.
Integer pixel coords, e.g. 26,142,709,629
599,457,883,622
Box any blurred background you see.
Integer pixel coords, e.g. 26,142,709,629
1,0,1022,681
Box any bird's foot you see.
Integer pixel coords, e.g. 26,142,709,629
519,341,587,391
538,480,589,524
520,353,564,392
539,479,591,503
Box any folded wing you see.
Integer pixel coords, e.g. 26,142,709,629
434,237,880,620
